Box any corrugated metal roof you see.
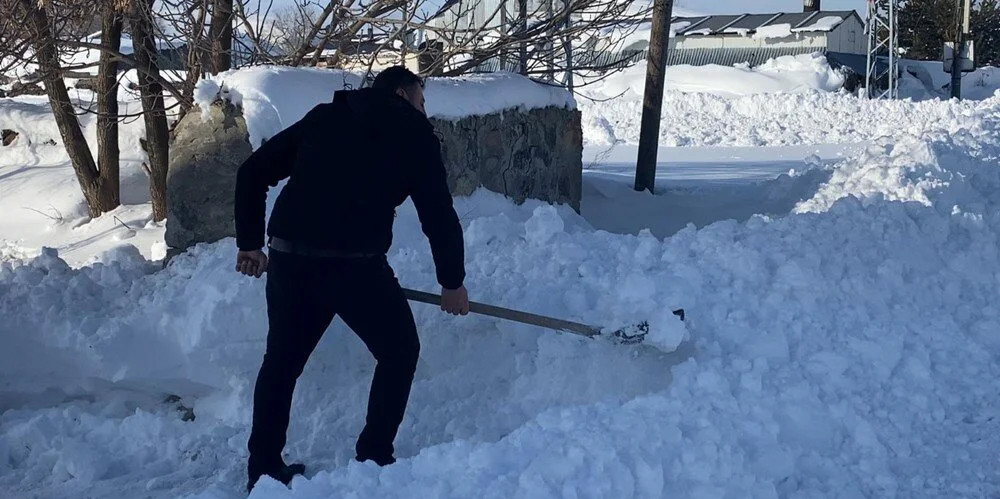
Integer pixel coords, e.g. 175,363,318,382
723,13,783,32
671,10,855,36
680,15,743,35
767,12,816,28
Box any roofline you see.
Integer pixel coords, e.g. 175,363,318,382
719,14,749,32
759,13,785,28
667,10,861,37
674,15,712,35
793,11,822,29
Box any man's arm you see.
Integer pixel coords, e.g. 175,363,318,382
234,108,316,252
410,129,467,293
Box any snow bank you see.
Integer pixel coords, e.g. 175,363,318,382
578,54,1000,149
583,53,845,102
581,78,1000,147
194,66,576,148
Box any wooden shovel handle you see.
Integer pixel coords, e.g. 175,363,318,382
402,288,603,338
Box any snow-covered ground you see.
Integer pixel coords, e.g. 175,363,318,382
3,59,1000,498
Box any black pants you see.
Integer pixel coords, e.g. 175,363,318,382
247,249,420,474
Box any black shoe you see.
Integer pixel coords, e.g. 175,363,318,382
246,462,306,493
355,454,396,466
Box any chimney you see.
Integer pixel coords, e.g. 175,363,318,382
804,0,820,12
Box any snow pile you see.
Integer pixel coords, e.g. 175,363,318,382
194,66,576,148
4,47,1000,498
4,110,1000,496
583,53,845,102
797,129,1000,214
581,83,1000,147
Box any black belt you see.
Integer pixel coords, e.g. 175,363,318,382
268,237,379,259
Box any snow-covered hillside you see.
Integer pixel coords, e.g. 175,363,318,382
2,61,1000,498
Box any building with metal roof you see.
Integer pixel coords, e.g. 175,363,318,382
628,10,867,69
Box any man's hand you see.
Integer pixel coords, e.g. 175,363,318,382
441,285,470,316
236,250,268,278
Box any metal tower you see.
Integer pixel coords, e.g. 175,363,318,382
865,0,900,99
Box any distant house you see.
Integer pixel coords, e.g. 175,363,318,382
591,10,867,74
671,11,864,66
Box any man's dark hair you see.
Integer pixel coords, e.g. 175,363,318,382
371,66,424,92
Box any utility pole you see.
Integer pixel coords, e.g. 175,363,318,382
634,0,673,193
950,0,972,99
518,0,528,75
501,0,509,71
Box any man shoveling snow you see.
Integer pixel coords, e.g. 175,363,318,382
233,66,470,493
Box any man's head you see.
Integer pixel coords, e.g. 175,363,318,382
372,66,425,116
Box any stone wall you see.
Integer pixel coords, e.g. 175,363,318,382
431,106,582,212
165,101,582,251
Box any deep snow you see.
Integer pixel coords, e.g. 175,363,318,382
2,56,1000,498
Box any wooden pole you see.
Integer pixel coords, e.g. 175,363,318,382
634,0,673,193
950,0,964,99
518,0,528,74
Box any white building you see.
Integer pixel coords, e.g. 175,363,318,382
664,11,865,65
430,0,554,33
572,9,867,77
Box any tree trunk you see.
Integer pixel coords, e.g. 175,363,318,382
208,0,234,74
20,0,117,218
130,0,171,221
96,8,123,209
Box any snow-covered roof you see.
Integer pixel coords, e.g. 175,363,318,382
671,10,859,37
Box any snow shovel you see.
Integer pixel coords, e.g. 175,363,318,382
403,288,684,345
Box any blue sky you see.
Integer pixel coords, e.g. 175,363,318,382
677,0,866,15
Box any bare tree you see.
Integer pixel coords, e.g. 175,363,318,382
271,2,321,57
419,0,652,80
258,0,652,92
6,0,120,217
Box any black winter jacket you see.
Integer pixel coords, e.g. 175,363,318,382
234,88,465,289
